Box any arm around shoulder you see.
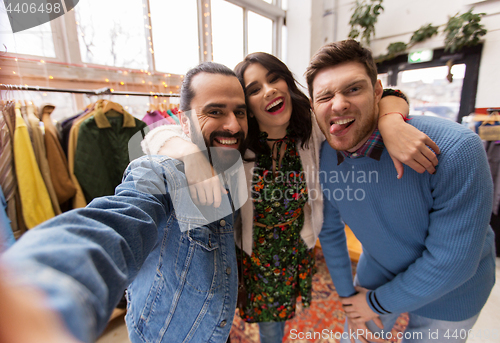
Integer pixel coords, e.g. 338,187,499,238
141,124,190,156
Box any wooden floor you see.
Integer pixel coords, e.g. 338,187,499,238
96,311,130,343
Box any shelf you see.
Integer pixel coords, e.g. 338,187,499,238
109,308,126,322
315,225,362,262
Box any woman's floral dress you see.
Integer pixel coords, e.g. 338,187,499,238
238,132,316,323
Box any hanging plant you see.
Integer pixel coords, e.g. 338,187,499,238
410,24,439,45
348,0,384,46
375,42,407,63
378,24,439,62
444,8,487,53
378,8,487,63
387,42,408,56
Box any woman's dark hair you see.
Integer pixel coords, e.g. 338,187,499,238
234,53,312,156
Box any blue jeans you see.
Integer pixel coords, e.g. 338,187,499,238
258,321,286,343
340,312,479,343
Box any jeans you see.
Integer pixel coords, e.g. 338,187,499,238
258,321,286,343
340,312,479,343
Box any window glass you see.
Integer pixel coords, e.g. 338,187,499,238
398,64,466,121
262,0,273,3
150,0,199,75
75,0,148,70
211,0,244,70
0,1,55,57
378,73,388,88
247,11,272,55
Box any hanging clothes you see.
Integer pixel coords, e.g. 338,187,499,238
60,111,85,157
39,104,76,208
0,103,22,238
166,109,180,124
13,104,54,228
67,100,106,208
171,107,181,123
74,107,147,203
0,185,15,252
27,104,62,215
159,110,176,124
485,140,500,257
20,103,34,148
142,110,171,128
2,102,27,237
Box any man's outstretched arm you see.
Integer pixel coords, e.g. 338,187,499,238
1,157,174,342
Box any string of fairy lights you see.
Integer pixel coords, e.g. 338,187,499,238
1,0,282,106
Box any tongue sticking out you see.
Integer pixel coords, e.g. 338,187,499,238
330,121,354,135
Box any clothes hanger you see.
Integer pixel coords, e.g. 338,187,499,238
42,104,55,116
27,101,36,116
8,85,14,102
102,99,124,116
148,102,157,112
0,88,5,108
94,98,105,110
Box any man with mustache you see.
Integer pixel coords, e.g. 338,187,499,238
307,40,495,343
0,62,248,343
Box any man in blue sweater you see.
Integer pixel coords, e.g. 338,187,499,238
305,40,496,343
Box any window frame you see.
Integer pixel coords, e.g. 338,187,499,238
376,44,483,123
224,0,285,59
0,0,285,96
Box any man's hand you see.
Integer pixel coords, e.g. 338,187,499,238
378,113,440,179
0,267,82,343
341,287,383,326
183,150,227,208
158,138,226,207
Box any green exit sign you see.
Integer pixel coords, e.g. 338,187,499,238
408,50,433,63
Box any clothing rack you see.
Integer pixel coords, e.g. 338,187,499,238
0,84,180,97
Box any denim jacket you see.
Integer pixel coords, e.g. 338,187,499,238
1,156,238,343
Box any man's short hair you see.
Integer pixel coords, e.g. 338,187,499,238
180,62,240,113
305,39,378,100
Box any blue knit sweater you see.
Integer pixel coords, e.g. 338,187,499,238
319,116,496,321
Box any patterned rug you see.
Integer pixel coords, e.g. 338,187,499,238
229,248,408,343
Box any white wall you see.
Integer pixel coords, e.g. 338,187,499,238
286,0,312,91
287,0,500,108
474,1,500,108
